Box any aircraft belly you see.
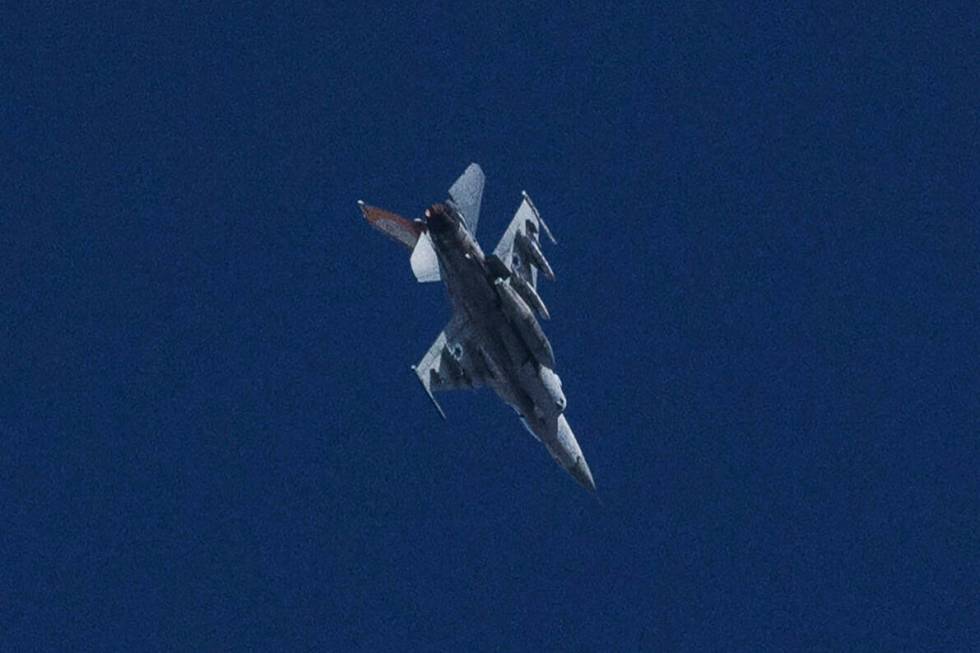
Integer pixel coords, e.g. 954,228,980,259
442,256,534,413
362,163,596,492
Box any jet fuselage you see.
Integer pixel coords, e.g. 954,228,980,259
358,164,596,493
424,203,591,487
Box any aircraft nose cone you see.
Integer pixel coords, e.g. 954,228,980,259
569,456,597,493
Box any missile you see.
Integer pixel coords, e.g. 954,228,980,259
484,253,512,280
509,274,550,320
516,231,555,281
484,253,549,319
494,278,555,369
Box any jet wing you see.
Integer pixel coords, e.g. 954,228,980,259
411,313,490,419
493,191,556,290
447,163,485,236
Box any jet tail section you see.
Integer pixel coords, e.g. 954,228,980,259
357,200,440,282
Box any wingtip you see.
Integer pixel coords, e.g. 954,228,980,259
411,364,448,421
521,191,556,244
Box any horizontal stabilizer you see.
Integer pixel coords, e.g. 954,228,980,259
410,230,442,282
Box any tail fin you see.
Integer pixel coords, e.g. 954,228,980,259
447,163,485,236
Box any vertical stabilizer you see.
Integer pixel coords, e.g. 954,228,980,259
447,163,485,236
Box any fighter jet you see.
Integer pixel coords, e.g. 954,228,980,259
358,163,596,492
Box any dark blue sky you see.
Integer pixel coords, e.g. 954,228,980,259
3,4,977,650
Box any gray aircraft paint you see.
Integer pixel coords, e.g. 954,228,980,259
359,164,596,492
